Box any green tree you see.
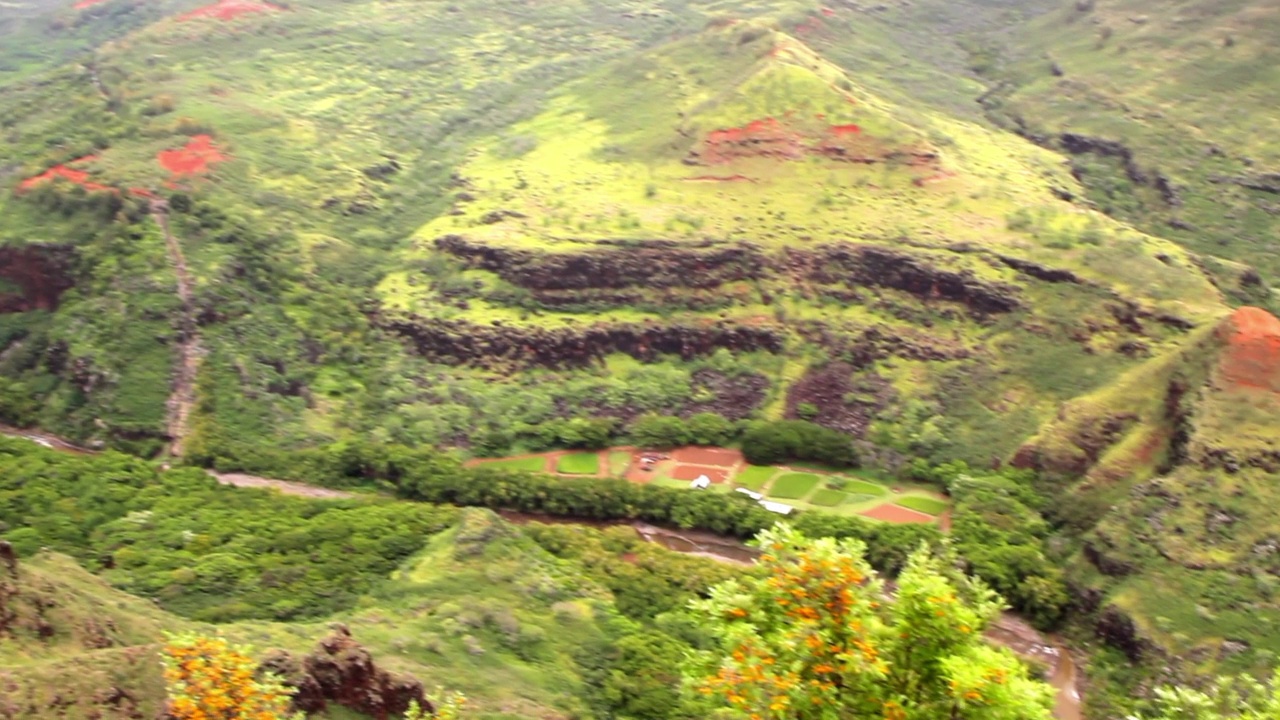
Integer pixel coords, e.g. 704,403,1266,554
1129,670,1280,719
683,526,1053,720
687,412,734,446
630,414,691,448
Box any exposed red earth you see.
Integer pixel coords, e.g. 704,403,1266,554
18,156,111,193
860,503,936,524
19,156,160,199
669,464,732,483
178,0,281,21
690,116,939,174
73,0,110,9
672,446,743,466
1217,306,1280,392
158,134,227,177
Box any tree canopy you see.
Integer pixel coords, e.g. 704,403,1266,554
683,526,1054,720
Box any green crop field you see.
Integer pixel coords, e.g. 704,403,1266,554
735,466,778,491
840,479,889,497
556,453,600,476
479,457,548,473
608,450,632,477
808,489,849,507
767,473,822,500
895,496,949,516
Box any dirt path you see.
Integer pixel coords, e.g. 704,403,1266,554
153,202,205,458
209,472,359,499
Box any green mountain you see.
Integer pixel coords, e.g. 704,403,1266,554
5,0,1280,714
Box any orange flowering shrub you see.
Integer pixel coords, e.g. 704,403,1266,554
161,634,300,720
682,525,1053,720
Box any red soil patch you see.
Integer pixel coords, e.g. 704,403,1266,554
829,123,861,135
671,446,743,467
74,0,110,8
860,503,937,525
684,174,756,183
820,7,837,17
669,464,732,483
158,135,227,177
178,0,280,21
18,156,114,194
1217,306,1280,391
696,117,806,165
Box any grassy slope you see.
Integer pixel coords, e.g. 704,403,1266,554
0,509,684,719
991,0,1280,287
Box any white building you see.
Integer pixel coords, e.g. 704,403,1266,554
759,500,794,515
690,475,712,489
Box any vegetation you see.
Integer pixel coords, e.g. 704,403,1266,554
5,0,1280,711
556,452,601,475
741,421,858,468
683,526,1054,719
765,472,822,500
0,438,458,621
162,634,300,720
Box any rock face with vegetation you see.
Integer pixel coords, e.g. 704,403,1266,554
4,0,1280,716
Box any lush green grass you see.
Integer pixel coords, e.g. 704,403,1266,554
809,489,849,507
767,473,822,500
895,496,949,516
608,450,632,477
736,465,778,491
479,456,548,472
556,452,600,475
839,479,889,497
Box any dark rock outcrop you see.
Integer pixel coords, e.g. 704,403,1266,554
1094,605,1149,661
1060,133,1181,206
996,255,1086,284
435,235,765,291
0,244,77,313
260,625,427,720
795,245,1023,314
379,314,784,369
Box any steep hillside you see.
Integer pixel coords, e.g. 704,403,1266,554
983,0,1280,296
0,0,1235,467
1012,306,1280,677
0,508,735,719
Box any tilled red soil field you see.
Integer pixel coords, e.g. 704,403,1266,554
669,464,731,483
860,503,936,524
671,446,742,467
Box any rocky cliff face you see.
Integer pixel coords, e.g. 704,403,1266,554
379,314,784,369
435,235,766,291
0,245,77,313
260,625,427,720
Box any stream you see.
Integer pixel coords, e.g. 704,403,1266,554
1,425,1081,719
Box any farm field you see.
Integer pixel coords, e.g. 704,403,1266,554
470,445,949,525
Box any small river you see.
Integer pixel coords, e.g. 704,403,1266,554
1,425,1081,719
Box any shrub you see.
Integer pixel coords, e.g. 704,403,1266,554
630,414,691,448
687,412,734,446
740,420,857,467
